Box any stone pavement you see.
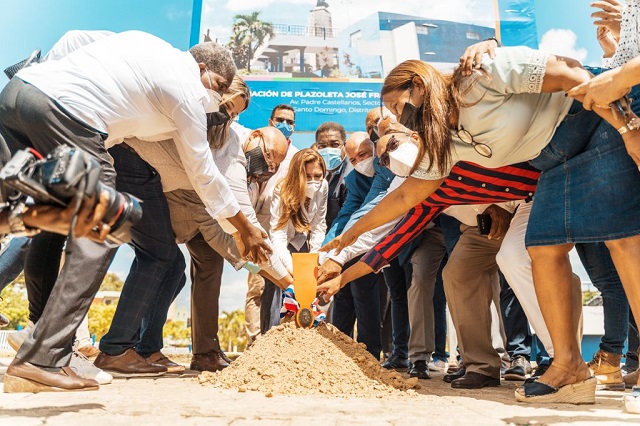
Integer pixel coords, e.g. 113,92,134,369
0,357,638,426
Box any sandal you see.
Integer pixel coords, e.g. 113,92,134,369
515,361,596,404
624,386,640,414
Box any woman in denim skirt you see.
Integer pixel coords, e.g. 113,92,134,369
321,46,640,404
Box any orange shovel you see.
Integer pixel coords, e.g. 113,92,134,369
292,252,319,328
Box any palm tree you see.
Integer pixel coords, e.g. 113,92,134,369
230,11,274,72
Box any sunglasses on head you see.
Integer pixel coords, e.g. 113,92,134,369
273,117,295,126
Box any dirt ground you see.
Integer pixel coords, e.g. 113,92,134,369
1,355,638,426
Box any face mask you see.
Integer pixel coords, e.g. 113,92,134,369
388,142,419,177
207,105,231,128
354,156,375,177
318,147,343,171
274,121,294,139
204,89,222,113
399,101,421,131
305,180,322,198
245,145,272,182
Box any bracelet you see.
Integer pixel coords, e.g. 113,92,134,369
8,203,40,237
618,125,629,135
483,36,502,47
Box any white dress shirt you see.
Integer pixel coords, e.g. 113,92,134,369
17,30,239,221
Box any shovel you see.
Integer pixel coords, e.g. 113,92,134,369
292,252,319,328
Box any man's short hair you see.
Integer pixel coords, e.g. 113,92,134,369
315,121,346,142
271,104,296,120
189,42,236,85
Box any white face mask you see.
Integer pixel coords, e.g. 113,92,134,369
305,180,322,199
354,156,375,177
388,142,419,177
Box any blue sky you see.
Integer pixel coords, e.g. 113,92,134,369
1,0,599,312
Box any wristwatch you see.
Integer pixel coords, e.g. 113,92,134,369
8,203,40,237
483,36,502,48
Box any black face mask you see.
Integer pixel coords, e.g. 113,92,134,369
245,145,273,182
399,102,422,131
207,106,231,128
369,127,380,143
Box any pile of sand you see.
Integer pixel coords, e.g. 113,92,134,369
199,322,419,398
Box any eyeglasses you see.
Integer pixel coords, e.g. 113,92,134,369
456,126,492,158
379,133,408,167
258,135,278,173
273,117,295,126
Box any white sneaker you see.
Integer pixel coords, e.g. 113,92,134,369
70,350,113,385
624,386,640,414
7,320,34,352
428,358,449,373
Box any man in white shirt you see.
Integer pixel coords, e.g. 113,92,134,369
0,31,269,391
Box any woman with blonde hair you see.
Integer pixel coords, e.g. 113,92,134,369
321,47,640,404
207,75,250,149
270,148,328,274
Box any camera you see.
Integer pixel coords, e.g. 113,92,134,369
476,213,492,235
0,146,142,245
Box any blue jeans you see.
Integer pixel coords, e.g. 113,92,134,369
136,250,186,356
0,237,30,290
99,144,183,356
575,243,628,355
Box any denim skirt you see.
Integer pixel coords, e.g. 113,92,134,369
525,99,640,246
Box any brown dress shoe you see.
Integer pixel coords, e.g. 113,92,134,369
190,350,229,372
145,351,185,374
4,358,99,393
94,348,167,377
218,349,233,365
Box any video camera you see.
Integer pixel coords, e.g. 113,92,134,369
0,145,142,245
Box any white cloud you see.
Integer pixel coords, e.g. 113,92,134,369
539,28,588,63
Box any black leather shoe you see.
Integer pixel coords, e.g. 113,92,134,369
504,355,532,381
381,354,411,370
409,360,431,379
443,366,466,383
451,371,500,389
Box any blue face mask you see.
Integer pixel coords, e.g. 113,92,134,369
318,147,344,171
274,121,294,139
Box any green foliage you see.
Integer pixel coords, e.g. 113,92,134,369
218,309,247,352
88,302,117,340
163,320,191,345
228,11,274,72
0,283,29,329
99,273,124,291
582,290,600,305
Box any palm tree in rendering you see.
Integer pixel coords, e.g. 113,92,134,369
230,11,275,72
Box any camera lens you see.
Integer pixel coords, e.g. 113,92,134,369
100,184,143,244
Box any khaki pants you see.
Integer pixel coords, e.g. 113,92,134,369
443,225,503,378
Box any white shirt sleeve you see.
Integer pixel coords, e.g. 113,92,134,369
308,180,328,252
269,187,293,274
169,99,240,221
